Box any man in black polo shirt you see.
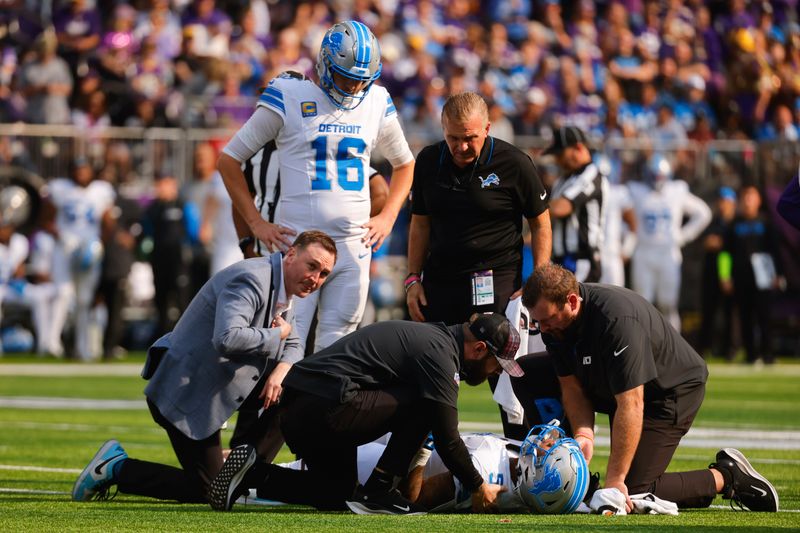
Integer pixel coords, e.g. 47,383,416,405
209,313,522,515
544,126,607,282
516,263,778,512
406,91,551,326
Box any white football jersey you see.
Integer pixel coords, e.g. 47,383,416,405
48,178,115,242
628,180,710,250
257,74,399,241
0,233,29,284
603,184,633,254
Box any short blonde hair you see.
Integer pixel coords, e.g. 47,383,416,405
442,92,489,125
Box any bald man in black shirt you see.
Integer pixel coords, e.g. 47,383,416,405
516,263,778,513
209,313,523,515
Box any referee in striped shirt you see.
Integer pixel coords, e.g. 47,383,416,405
543,126,608,282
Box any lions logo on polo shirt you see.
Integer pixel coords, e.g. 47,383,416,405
454,372,461,386
301,101,317,117
478,173,500,188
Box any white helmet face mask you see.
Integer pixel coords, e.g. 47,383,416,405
515,420,590,514
316,20,382,110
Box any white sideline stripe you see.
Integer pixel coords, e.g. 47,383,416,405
0,464,80,474
460,422,800,450
0,363,143,376
0,397,145,409
708,504,800,513
0,419,164,435
0,487,70,495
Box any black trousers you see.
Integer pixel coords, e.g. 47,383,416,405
116,399,223,503
422,267,529,440
734,282,772,363
511,352,717,508
248,387,430,510
116,366,279,502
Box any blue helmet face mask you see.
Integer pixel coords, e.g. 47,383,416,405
515,420,590,514
316,21,382,110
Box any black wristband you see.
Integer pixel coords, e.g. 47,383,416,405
238,236,255,253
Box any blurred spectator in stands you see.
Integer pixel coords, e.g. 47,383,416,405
486,99,515,144
98,178,140,360
173,26,203,92
134,0,182,61
552,55,603,135
18,29,72,124
718,101,750,141
609,28,656,100
756,103,799,141
124,92,169,128
231,7,269,66
651,103,688,145
699,187,738,360
141,172,194,339
694,5,725,92
542,0,572,51
486,0,532,44
97,5,139,83
208,69,251,128
72,89,111,161
721,185,784,364
688,111,716,144
265,25,314,81
675,74,717,133
717,0,756,36
130,36,173,104
0,135,35,172
0,46,24,122
674,38,711,90
181,0,232,59
513,87,552,138
182,142,216,296
52,0,101,75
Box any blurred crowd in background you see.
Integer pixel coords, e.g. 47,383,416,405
0,0,799,142
0,0,798,362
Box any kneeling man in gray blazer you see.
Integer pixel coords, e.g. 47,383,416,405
72,230,337,503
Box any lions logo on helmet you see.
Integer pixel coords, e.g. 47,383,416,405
515,420,589,514
316,21,382,110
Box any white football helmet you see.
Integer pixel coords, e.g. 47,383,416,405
515,420,590,514
0,185,31,228
646,154,673,190
316,20,382,110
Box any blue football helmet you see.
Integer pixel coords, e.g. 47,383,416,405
515,420,590,514
316,21,382,110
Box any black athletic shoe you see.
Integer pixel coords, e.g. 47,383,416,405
583,471,601,504
710,448,779,512
208,444,257,511
346,485,427,515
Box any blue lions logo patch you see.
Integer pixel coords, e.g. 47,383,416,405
326,32,344,55
532,463,562,494
479,173,500,188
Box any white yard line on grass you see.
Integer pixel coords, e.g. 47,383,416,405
0,397,144,409
0,464,80,474
0,487,70,495
0,363,143,376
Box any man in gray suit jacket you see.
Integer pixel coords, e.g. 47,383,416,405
71,230,337,503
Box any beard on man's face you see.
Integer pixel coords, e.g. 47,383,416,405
461,358,490,386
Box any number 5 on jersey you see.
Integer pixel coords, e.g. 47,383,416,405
311,136,366,191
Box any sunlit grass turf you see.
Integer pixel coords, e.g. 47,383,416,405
0,357,799,531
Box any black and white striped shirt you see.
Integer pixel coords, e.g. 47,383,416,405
550,161,607,263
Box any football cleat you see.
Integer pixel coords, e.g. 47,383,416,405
208,444,257,511
711,448,779,512
72,439,127,501
346,485,427,515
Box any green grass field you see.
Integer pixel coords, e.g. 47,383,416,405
1,356,799,532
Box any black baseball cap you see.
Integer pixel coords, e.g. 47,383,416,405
543,126,588,155
468,313,524,377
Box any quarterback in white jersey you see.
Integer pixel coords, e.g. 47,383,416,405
278,433,527,513
46,159,115,360
219,21,414,360
628,155,711,330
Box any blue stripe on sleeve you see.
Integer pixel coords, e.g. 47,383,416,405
259,94,285,113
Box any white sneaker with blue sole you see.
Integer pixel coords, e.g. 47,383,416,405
72,439,128,501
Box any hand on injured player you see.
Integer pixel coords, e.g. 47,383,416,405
260,361,292,410
471,481,506,513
